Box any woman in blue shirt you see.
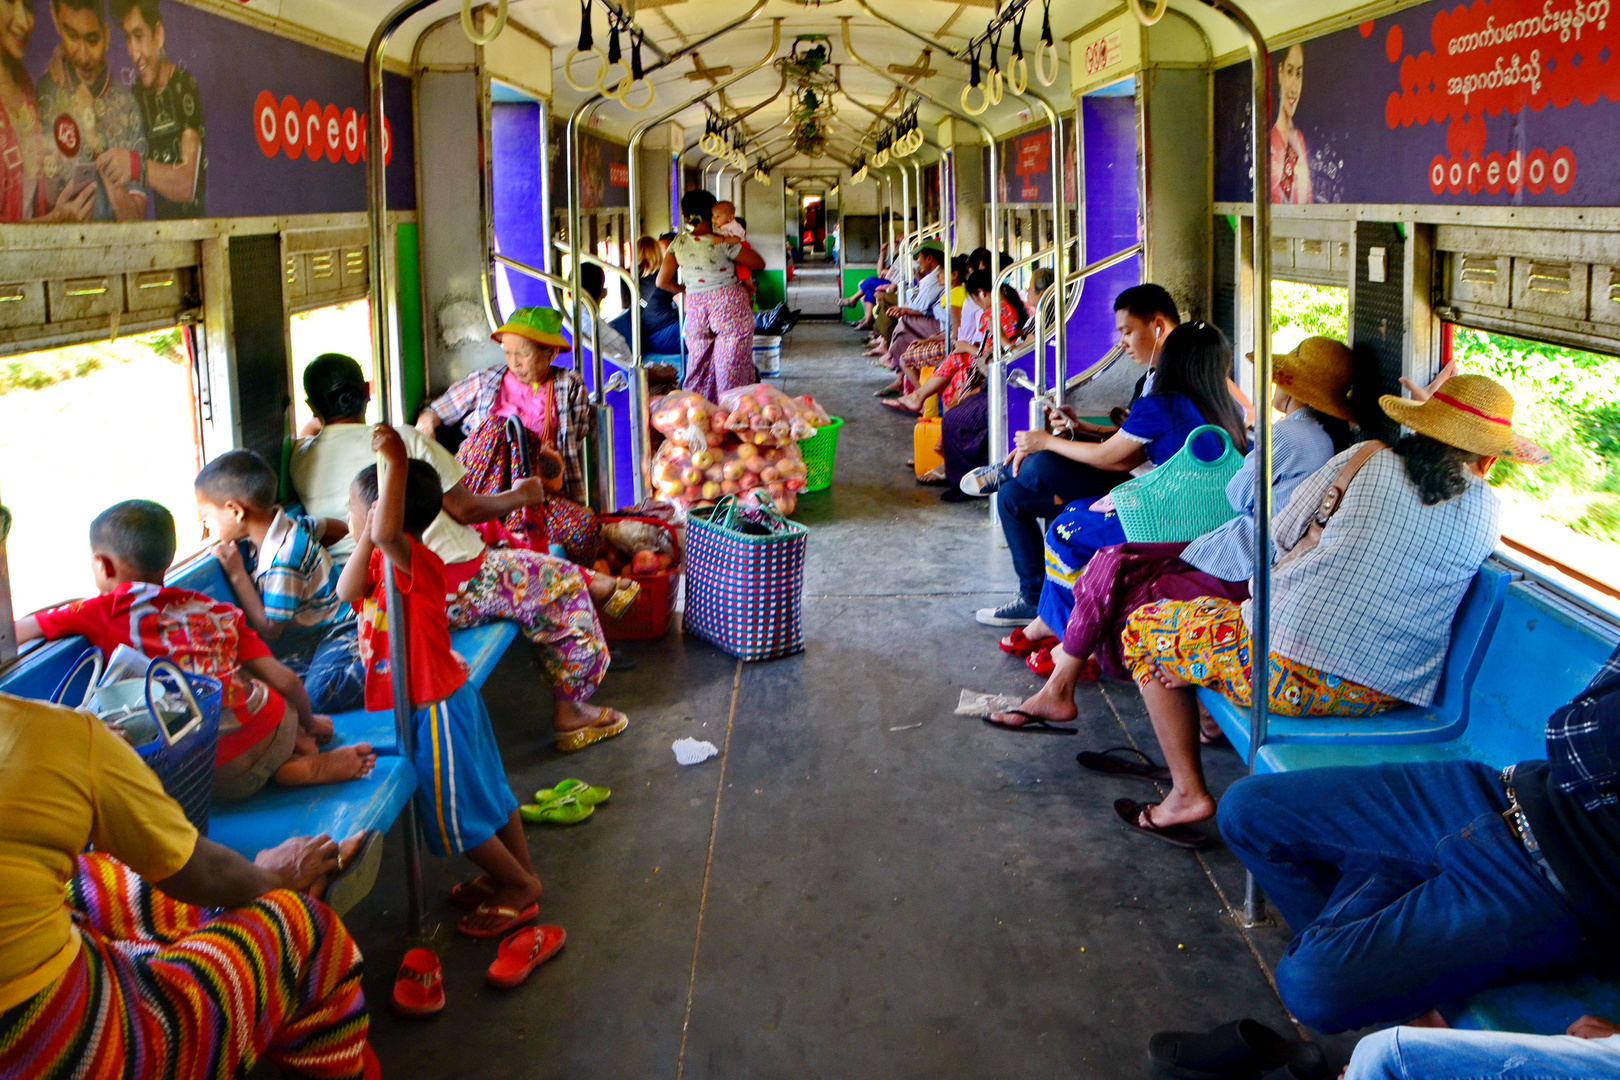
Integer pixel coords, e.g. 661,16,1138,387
1003,323,1251,672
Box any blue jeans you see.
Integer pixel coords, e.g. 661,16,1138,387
995,450,1124,602
282,622,365,715
1218,762,1590,1033
611,311,683,357
1346,1027,1620,1080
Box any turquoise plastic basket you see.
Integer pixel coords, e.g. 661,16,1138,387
799,416,844,492
1111,424,1245,543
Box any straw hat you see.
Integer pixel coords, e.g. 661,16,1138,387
1378,373,1547,464
1271,336,1357,422
492,306,572,353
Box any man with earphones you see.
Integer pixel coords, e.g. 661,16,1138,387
966,283,1180,627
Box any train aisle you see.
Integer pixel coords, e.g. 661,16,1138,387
355,322,1302,1079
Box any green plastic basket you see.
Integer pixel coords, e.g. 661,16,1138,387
799,416,844,492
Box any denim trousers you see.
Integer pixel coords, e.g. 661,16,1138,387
282,621,365,715
994,449,1123,601
1345,1027,1620,1080
1218,761,1590,1033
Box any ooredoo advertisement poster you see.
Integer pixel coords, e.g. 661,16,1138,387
1215,0,1618,206
0,0,414,223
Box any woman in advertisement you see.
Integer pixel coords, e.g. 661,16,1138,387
0,0,92,222
1270,42,1312,205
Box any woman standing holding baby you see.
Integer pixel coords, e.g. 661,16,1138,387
657,188,765,401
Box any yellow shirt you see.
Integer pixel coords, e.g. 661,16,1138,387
950,284,967,309
0,693,197,1012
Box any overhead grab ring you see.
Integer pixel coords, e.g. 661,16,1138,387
1008,55,1029,94
565,48,609,91
986,67,1004,106
460,0,508,45
1126,0,1171,25
601,68,633,100
961,83,988,114
1036,0,1060,87
619,77,655,111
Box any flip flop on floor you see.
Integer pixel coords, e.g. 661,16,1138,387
1148,1018,1322,1080
873,386,903,398
390,948,445,1017
519,795,595,825
536,778,611,807
1114,798,1210,849
981,709,1078,735
555,709,629,753
1077,746,1173,784
320,830,384,918
1026,642,1057,677
487,924,567,989
999,628,1040,657
457,901,540,939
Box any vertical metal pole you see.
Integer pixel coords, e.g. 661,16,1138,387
984,131,1003,528
366,0,433,940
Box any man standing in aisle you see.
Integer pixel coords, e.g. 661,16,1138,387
112,0,204,218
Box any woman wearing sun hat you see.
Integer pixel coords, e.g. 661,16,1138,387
989,335,1370,731
1095,371,1542,847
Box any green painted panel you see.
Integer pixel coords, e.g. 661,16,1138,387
754,269,786,310
394,223,426,417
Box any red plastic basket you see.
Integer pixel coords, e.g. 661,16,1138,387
599,515,680,642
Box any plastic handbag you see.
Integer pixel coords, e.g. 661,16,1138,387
684,495,808,661
1111,424,1245,543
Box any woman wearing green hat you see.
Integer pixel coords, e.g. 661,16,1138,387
416,306,600,565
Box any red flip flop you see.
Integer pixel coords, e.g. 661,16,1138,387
999,628,1039,657
1026,642,1057,678
361,1043,382,1080
457,901,539,939
448,878,495,910
390,948,444,1017
486,924,567,989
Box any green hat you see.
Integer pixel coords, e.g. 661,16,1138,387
918,240,945,260
492,306,572,352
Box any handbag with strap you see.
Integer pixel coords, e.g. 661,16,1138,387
1111,425,1246,544
1274,440,1387,569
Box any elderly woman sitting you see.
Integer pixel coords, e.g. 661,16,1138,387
0,693,378,1078
292,354,634,753
416,306,600,565
1110,375,1542,848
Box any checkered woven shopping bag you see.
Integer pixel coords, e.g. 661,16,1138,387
684,497,809,661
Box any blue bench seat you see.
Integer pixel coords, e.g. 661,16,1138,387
209,755,417,859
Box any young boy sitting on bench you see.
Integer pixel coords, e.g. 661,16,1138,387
18,500,376,801
337,426,542,939
194,449,364,715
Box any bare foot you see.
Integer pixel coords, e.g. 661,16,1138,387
449,876,497,909
277,743,376,786
988,684,1079,728
306,830,370,901
554,700,621,734
309,714,334,745
1022,616,1055,642
460,876,544,935
1152,661,1194,690
1140,788,1217,828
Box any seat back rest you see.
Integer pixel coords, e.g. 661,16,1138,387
165,552,235,606
1429,567,1511,725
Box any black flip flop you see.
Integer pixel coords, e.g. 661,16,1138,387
1114,798,1210,849
1148,1018,1322,1080
1077,746,1172,783
981,710,1078,735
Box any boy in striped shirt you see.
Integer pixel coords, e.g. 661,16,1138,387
196,450,365,713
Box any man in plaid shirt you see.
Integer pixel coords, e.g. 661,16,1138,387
1216,641,1620,1034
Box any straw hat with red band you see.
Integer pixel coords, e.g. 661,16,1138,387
492,306,572,353
1378,373,1547,464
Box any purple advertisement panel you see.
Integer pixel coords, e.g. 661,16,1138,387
1215,0,1620,206
551,128,629,210
3,0,414,223
982,125,1055,206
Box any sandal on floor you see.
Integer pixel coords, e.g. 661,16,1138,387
457,901,540,939
873,386,903,399
1148,1018,1320,1080
1077,746,1173,784
321,830,384,918
1026,642,1056,678
603,579,642,621
390,948,445,1016
1113,798,1210,849
487,924,567,989
449,877,496,910
519,795,595,825
999,628,1040,657
981,709,1078,735
537,778,611,807
554,709,629,753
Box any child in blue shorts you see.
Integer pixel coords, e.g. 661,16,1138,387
336,425,543,939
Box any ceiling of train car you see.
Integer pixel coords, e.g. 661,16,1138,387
264,0,1412,172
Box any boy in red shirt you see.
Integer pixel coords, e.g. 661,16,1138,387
18,500,376,801
336,426,542,939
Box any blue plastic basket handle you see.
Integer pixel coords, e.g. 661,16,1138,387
144,658,206,749
49,646,105,708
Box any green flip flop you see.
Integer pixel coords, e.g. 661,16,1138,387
534,778,611,808
519,796,595,825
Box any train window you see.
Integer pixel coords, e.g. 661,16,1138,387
1271,281,1348,355
0,328,201,615
290,300,377,434
1452,327,1620,592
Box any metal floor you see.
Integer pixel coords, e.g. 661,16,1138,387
355,322,1320,1079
